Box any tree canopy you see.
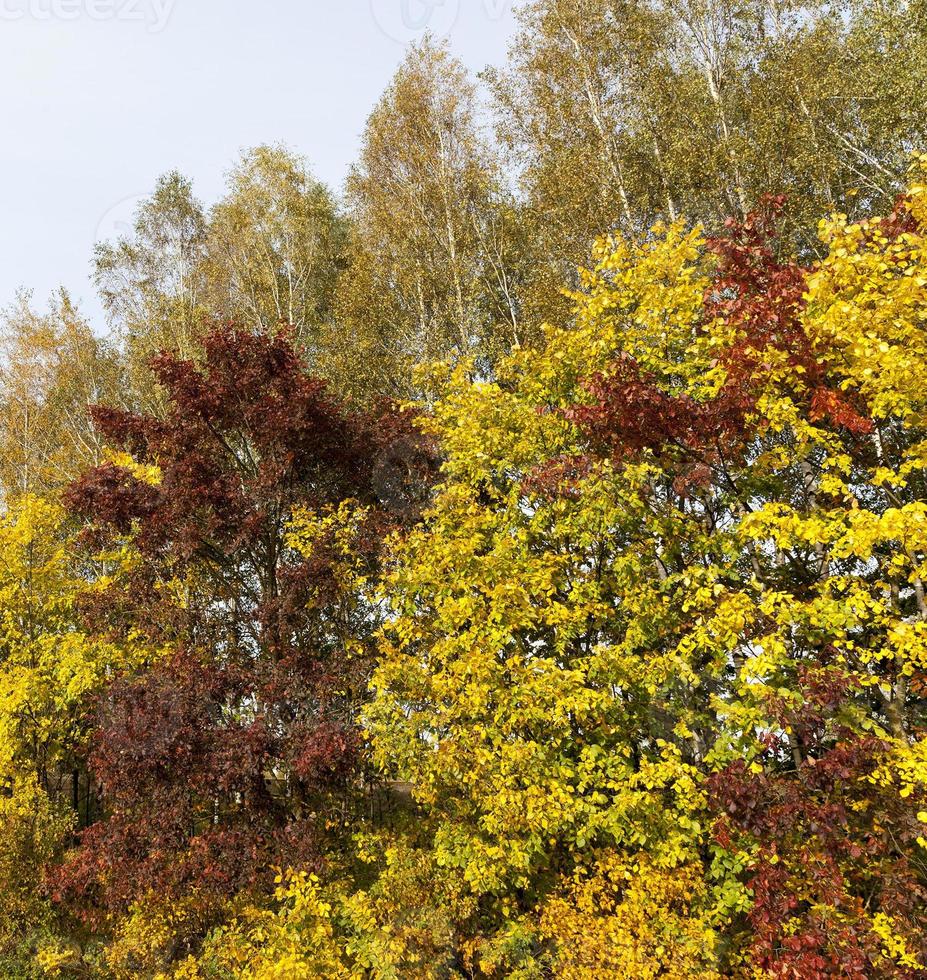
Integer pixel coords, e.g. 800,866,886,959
2,5,927,977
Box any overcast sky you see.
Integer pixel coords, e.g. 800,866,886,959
0,0,517,326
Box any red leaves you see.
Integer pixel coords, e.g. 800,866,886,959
706,195,808,339
521,453,594,500
289,720,359,785
566,353,751,463
810,387,874,436
709,674,927,978
57,326,432,915
710,746,926,978
65,461,160,534
50,652,279,913
707,199,875,438
87,404,159,458
560,198,874,478
877,193,920,242
71,327,381,561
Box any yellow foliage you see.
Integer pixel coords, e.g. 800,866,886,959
366,163,927,974
806,155,927,422
537,854,721,979
0,495,150,783
0,775,70,946
199,872,353,980
103,892,220,980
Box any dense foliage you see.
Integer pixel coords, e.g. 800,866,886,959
356,162,927,977
2,2,927,976
56,328,416,924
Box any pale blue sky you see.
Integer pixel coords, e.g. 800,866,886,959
0,0,517,325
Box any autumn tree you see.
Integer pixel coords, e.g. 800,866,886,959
488,0,927,330
203,145,346,350
0,495,149,969
363,161,927,976
0,290,124,497
94,172,209,411
55,326,426,934
95,149,346,412
1,6,926,974
328,38,528,400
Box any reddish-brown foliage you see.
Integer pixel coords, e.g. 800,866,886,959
565,199,872,483
54,327,434,916
709,673,927,979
